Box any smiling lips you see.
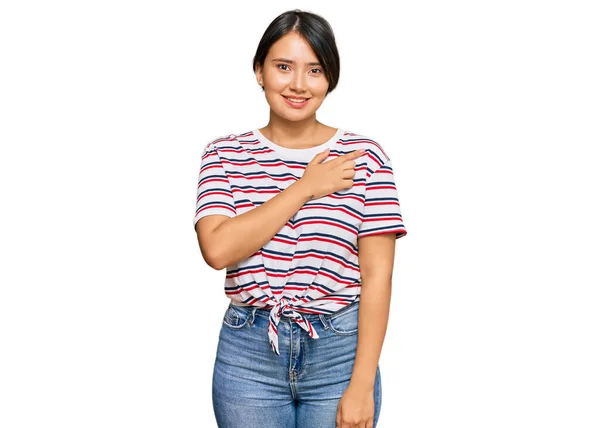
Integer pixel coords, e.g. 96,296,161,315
282,95,310,108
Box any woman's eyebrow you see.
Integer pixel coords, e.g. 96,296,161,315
271,58,321,66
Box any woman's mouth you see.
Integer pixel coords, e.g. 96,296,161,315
282,95,310,108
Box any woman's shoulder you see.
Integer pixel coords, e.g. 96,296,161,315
341,129,391,170
202,131,245,153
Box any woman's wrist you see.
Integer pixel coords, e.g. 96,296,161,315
289,179,315,203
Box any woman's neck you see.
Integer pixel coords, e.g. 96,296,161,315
259,120,336,149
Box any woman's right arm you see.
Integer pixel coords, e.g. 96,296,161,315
195,178,314,270
195,148,364,270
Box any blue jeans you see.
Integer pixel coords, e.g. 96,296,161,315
212,299,382,427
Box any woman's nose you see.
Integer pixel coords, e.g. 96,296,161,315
289,72,308,92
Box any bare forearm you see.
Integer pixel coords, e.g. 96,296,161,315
211,180,313,269
350,279,392,390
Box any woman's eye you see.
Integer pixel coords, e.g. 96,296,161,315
277,64,322,74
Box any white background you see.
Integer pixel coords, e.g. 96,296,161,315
1,0,599,427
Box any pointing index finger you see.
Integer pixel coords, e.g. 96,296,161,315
336,149,366,163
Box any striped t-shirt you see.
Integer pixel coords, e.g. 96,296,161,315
194,128,407,354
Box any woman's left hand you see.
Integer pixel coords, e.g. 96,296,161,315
336,383,375,428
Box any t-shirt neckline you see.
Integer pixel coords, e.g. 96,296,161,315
253,127,344,160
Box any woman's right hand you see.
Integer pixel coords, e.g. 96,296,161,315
299,148,366,200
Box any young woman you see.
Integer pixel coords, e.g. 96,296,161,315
194,9,407,428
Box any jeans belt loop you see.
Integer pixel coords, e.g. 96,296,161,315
249,307,257,325
318,314,329,330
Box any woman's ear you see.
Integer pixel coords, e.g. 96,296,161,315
254,63,262,86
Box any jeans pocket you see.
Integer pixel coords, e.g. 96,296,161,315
222,304,252,329
326,301,359,335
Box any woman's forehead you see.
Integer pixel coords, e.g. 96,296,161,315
267,33,318,62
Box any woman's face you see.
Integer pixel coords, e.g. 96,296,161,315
256,32,329,122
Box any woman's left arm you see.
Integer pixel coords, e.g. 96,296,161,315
350,232,396,389
336,232,396,426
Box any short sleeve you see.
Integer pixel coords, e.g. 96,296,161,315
193,143,236,230
357,158,407,239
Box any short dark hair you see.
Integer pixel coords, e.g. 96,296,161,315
252,9,340,94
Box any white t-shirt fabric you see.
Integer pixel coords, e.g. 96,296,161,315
194,128,407,354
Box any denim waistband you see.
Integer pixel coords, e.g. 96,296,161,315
229,299,360,355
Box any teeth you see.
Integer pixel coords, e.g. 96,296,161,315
285,97,307,103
